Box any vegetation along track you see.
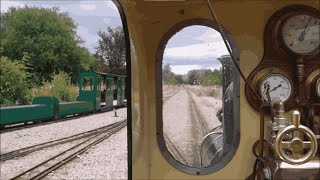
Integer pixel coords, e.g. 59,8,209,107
0,120,126,161
184,85,209,167
10,119,127,180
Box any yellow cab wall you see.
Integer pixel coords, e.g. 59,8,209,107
118,0,319,179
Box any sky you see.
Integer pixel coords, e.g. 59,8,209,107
1,0,230,75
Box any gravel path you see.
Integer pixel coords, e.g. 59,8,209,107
0,108,127,180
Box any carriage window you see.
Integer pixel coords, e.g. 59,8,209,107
82,77,94,91
158,24,239,174
100,78,106,91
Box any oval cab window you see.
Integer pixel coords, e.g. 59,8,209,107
157,22,240,175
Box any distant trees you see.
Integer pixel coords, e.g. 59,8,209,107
162,64,222,86
199,69,222,86
95,26,126,74
0,7,99,84
162,64,182,85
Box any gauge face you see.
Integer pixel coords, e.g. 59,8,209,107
282,14,320,54
317,79,320,97
260,74,292,102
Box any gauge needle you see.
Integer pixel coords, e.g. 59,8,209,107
298,17,312,41
269,84,282,93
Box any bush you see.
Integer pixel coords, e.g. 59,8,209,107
0,56,31,106
32,72,78,102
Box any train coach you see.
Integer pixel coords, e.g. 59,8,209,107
0,71,126,128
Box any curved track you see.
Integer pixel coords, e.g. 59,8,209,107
10,119,126,180
0,120,126,161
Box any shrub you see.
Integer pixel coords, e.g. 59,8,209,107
0,56,31,106
32,72,78,102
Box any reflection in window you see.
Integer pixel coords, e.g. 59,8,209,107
162,26,239,168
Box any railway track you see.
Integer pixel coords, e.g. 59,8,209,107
10,119,127,180
164,133,190,166
0,106,125,134
163,86,180,102
184,86,209,167
0,120,126,161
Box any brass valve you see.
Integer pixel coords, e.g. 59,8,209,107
274,111,318,165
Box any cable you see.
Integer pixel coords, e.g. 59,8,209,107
205,0,263,103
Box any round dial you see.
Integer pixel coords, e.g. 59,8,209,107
316,79,320,97
282,14,320,54
260,74,292,102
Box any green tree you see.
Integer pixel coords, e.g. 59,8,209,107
0,56,31,106
95,26,126,74
199,69,222,86
0,7,98,84
162,64,181,85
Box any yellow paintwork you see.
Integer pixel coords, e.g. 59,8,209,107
118,0,320,179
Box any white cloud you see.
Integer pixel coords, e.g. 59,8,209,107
164,42,228,60
170,65,201,75
103,17,111,25
79,2,96,11
194,29,222,43
106,1,118,11
77,25,99,53
0,1,24,12
207,65,222,71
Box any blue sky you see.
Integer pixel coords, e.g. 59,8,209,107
1,0,229,75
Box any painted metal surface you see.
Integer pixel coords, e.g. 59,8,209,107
0,96,58,125
119,0,320,179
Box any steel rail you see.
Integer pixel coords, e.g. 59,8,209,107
10,119,127,180
0,120,125,161
164,133,190,166
163,86,180,102
184,86,209,167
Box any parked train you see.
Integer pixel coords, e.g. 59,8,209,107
0,72,126,128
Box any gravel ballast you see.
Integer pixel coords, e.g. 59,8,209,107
0,108,127,180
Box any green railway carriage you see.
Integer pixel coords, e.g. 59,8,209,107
0,96,59,126
0,72,126,127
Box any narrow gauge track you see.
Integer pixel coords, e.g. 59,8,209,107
183,86,209,168
0,120,126,161
0,107,125,134
10,119,127,180
163,86,180,102
162,86,190,165
164,133,190,166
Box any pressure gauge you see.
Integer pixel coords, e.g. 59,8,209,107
282,14,320,54
260,74,292,102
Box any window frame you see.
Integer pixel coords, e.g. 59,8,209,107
155,18,240,175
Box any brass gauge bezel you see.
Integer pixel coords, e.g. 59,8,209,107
316,78,320,98
281,13,320,56
251,68,293,103
305,69,320,99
